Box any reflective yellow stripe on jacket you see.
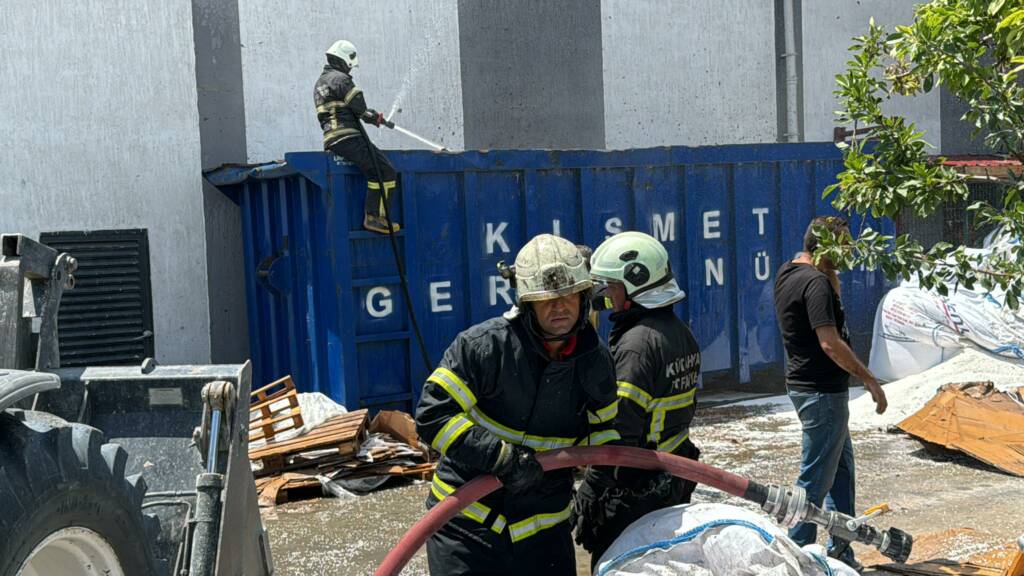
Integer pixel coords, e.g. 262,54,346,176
428,367,478,412
468,407,576,452
508,503,573,543
616,381,653,411
578,428,621,446
431,475,507,534
431,413,475,456
657,429,690,453
648,388,696,445
587,399,619,424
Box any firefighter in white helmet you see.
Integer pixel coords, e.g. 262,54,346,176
571,231,703,569
314,40,399,234
416,234,620,575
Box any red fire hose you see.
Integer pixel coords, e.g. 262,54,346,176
374,446,760,576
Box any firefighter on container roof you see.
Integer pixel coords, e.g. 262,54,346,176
314,39,399,234
415,234,620,575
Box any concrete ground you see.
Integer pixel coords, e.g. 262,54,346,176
261,392,1023,575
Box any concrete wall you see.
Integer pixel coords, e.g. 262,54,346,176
802,0,942,150
192,0,250,362
459,0,606,150
601,0,778,149
0,0,211,364
238,0,463,161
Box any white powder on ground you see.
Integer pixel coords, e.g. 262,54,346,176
848,348,1024,431
711,348,1023,435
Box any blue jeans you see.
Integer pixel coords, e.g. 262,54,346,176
788,389,856,561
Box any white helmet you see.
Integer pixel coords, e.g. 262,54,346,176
326,40,358,70
513,234,592,304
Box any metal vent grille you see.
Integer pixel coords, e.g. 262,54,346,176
39,229,155,367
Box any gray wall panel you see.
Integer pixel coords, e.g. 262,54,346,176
0,0,211,363
459,0,606,150
601,0,778,148
803,0,941,149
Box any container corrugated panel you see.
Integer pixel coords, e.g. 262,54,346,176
207,145,893,413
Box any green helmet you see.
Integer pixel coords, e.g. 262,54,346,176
591,231,674,298
513,234,592,304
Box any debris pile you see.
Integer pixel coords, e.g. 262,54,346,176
897,382,1024,477
248,376,433,506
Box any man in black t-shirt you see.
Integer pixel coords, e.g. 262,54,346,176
773,216,887,569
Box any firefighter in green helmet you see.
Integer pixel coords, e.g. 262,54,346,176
571,231,703,569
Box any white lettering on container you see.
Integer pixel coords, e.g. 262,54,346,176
367,287,393,318
486,222,509,254
652,212,675,242
752,207,769,236
430,281,453,312
705,258,724,286
490,275,513,306
703,211,721,239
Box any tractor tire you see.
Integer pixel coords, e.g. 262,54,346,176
0,409,163,576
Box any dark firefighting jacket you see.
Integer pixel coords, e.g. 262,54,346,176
415,312,619,543
609,306,701,455
313,64,369,148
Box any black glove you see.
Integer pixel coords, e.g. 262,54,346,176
491,442,544,494
571,466,616,551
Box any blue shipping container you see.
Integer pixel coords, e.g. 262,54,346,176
206,144,891,413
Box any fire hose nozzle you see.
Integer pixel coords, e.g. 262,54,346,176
760,485,912,563
761,484,809,527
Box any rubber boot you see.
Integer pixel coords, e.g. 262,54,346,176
363,182,400,234
364,213,400,234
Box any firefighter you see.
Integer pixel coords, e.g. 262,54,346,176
313,39,399,234
416,234,620,575
571,231,703,568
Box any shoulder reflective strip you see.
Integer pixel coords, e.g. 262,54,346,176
651,388,696,411
431,476,494,525
508,502,573,543
657,429,690,453
587,398,619,424
431,414,475,456
468,407,575,452
579,429,621,446
383,180,397,191
616,381,652,411
367,181,381,189
343,86,362,104
604,297,613,309
428,367,477,411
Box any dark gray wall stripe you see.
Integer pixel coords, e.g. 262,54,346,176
940,87,989,156
458,0,606,150
192,0,250,363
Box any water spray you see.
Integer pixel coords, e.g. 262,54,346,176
377,114,448,151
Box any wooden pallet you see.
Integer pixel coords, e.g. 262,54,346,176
255,473,323,507
249,409,369,476
249,375,305,444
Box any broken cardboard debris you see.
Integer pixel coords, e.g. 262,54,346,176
370,410,420,449
898,382,1024,477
